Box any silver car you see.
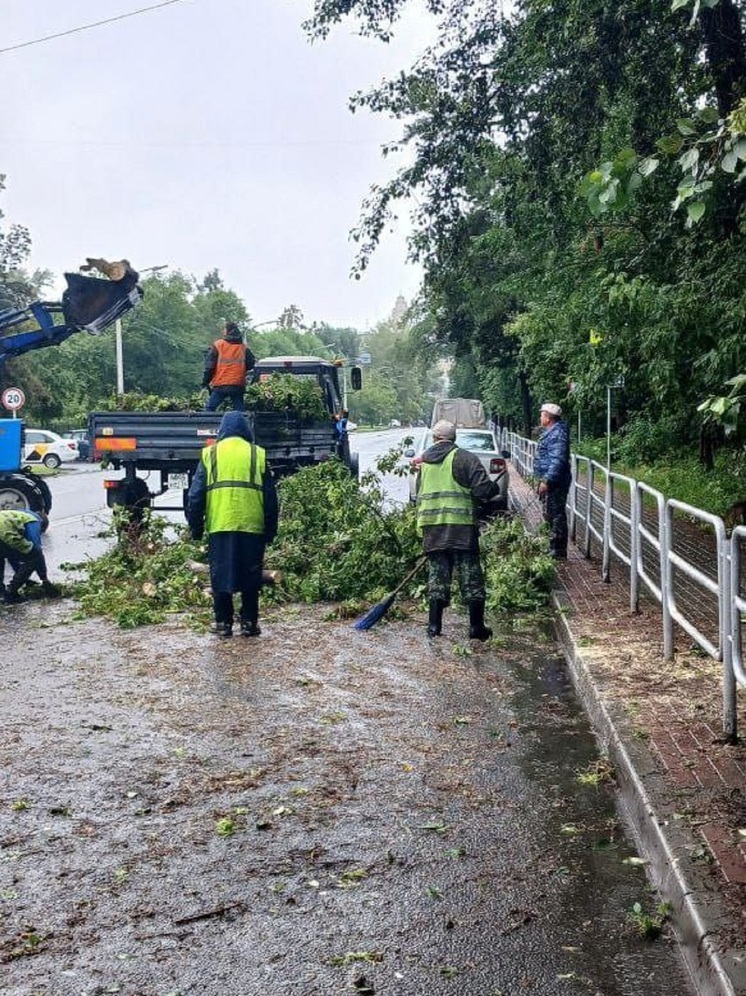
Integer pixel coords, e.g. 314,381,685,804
405,427,509,510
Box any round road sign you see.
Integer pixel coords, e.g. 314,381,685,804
2,387,26,411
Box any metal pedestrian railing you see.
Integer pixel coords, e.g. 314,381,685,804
499,427,745,741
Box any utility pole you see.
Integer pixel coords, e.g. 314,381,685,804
114,264,167,394
115,319,124,394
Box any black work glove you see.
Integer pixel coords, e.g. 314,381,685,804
201,375,211,389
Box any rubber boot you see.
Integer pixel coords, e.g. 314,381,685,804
213,621,233,640
427,599,444,638
468,601,492,641
3,588,27,605
240,588,261,637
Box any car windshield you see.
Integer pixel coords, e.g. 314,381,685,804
421,430,495,452
456,431,495,451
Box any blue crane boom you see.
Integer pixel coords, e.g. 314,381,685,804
0,259,143,519
0,263,143,368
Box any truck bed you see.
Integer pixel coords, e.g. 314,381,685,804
89,409,341,475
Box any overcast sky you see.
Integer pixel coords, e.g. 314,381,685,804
0,0,434,330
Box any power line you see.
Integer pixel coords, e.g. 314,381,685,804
0,0,190,55
0,136,384,150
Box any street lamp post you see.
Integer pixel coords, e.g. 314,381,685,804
606,375,624,469
115,265,168,393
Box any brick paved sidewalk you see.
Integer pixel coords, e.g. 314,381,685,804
510,468,746,996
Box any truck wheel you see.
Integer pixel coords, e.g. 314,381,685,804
111,476,151,537
35,475,53,516
0,474,48,519
348,452,360,479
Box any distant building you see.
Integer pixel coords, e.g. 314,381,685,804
390,295,408,326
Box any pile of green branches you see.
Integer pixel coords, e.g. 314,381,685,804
266,459,421,605
244,373,329,421
95,391,203,412
65,514,213,629
481,517,555,613
66,454,554,629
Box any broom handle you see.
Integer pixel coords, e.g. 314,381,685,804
389,556,427,598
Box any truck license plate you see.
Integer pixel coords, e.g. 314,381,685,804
168,473,189,491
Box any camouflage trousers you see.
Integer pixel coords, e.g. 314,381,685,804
427,549,486,605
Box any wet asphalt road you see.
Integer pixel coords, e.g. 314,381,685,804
2,431,696,994
1,608,694,995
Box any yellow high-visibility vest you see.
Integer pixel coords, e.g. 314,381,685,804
201,436,266,534
416,450,475,535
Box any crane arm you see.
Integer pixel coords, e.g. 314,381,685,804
0,260,143,368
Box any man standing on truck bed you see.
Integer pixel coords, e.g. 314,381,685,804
202,321,256,412
187,411,278,639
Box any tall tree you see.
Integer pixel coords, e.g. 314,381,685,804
307,0,746,452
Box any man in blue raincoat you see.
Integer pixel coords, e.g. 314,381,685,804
533,402,572,559
187,411,279,639
0,509,61,603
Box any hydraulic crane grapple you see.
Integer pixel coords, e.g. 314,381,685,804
0,258,142,367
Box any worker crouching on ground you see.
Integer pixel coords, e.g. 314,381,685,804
0,510,61,604
187,411,278,639
414,419,502,641
202,321,256,412
533,402,572,560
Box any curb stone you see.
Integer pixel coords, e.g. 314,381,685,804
552,587,746,996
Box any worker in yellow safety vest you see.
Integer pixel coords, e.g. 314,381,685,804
415,420,502,641
187,411,278,639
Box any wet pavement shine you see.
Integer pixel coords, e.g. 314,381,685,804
0,602,694,995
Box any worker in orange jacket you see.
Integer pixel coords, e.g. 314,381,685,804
203,321,256,412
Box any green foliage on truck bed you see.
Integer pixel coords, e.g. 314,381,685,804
245,373,330,421
96,391,204,412
95,377,330,422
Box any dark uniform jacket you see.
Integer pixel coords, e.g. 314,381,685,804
186,412,278,593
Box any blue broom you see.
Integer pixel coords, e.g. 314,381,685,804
352,557,427,631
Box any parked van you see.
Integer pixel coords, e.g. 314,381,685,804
430,398,486,428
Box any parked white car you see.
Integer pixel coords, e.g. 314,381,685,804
405,426,509,511
23,428,78,469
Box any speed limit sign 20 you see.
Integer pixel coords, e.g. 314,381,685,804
2,387,26,412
